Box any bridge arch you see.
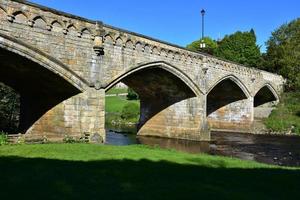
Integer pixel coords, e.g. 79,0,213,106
0,33,88,134
0,33,88,91
207,75,251,98
105,61,203,136
105,61,203,96
206,75,253,131
253,83,279,119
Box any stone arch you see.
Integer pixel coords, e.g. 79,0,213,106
51,20,64,32
151,46,159,55
125,39,134,49
32,16,47,28
144,44,151,53
0,33,88,91
167,50,174,59
253,83,279,119
135,41,143,51
80,27,92,39
115,37,124,47
104,34,114,44
207,75,251,98
105,61,202,96
206,75,251,128
12,10,28,24
105,61,203,137
254,83,279,107
0,33,89,134
160,48,167,57
67,24,78,36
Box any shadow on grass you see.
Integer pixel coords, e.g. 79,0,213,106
0,156,299,200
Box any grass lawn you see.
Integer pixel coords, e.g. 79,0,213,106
106,87,128,95
0,144,300,199
264,92,300,134
105,96,139,113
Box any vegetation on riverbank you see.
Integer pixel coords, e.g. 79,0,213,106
105,95,140,127
0,144,299,199
264,92,300,134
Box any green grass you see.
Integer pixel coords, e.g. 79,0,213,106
0,144,299,199
105,96,139,113
264,92,300,134
106,87,128,95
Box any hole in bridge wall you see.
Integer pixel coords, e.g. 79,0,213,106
0,47,81,134
254,86,278,119
105,67,196,134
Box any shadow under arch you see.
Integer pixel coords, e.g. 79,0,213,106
105,61,201,132
254,83,279,107
206,75,250,116
0,33,88,134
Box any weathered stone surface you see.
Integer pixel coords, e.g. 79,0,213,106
0,0,285,142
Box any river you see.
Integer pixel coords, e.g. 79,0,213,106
105,127,300,167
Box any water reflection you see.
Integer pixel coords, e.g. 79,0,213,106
106,129,300,167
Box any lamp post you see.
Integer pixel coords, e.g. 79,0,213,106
200,9,206,49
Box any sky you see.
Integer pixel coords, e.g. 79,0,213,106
30,0,300,52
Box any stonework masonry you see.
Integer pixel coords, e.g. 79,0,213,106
0,0,285,142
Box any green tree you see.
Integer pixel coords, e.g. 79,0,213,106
186,37,218,55
262,18,300,91
127,87,139,100
0,83,20,133
214,29,261,67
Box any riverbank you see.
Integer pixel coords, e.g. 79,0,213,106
105,95,139,128
0,144,299,199
264,92,300,134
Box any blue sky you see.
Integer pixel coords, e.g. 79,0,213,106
30,0,299,52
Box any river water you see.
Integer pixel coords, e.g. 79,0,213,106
105,127,300,167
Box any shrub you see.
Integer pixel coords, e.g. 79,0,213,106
127,88,139,100
63,135,76,143
121,102,140,120
0,131,8,146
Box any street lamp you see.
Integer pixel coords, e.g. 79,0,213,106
200,9,206,49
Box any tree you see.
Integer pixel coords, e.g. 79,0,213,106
262,18,300,91
127,87,139,100
214,29,261,67
186,37,218,55
0,83,20,133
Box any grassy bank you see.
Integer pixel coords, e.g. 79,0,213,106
105,95,140,126
106,87,128,95
264,92,300,134
0,144,299,199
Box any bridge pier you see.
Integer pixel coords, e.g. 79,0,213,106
24,88,106,143
138,95,210,141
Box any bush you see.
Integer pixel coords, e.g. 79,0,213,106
121,102,140,120
63,135,76,143
264,92,300,134
0,132,8,146
127,88,139,100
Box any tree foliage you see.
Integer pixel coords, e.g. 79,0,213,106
262,18,300,91
214,29,261,67
186,37,218,55
0,83,20,133
127,87,139,100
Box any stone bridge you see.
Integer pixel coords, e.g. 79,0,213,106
0,0,285,142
